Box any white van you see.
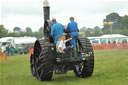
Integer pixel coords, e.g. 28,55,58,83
0,37,15,52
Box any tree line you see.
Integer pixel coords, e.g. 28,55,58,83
80,12,128,37
0,12,128,38
0,25,43,39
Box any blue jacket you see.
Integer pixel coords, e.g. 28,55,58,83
66,21,79,32
66,21,79,48
10,47,14,52
51,22,64,44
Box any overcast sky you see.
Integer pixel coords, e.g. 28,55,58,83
0,0,128,32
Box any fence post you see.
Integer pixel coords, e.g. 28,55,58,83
0,52,3,61
0,52,7,62
4,52,7,61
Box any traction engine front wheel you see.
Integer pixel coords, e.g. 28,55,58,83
34,39,55,81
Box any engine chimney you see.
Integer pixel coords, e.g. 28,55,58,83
43,0,50,21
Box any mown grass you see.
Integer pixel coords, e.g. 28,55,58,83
0,49,128,85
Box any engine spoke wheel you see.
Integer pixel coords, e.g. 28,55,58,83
34,39,55,81
30,54,36,76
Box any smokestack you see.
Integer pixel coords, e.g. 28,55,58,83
43,0,50,21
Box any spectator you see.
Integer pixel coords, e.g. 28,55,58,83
6,46,10,56
23,44,27,54
10,46,14,56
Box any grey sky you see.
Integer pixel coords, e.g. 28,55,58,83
0,0,128,32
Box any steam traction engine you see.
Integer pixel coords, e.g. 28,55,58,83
30,0,94,81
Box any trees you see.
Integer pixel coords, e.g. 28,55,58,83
13,27,21,33
93,26,103,36
120,15,128,30
103,12,124,34
105,12,120,22
102,12,128,35
0,25,44,38
103,12,121,34
0,25,8,34
120,15,128,36
79,26,103,37
35,26,43,39
0,25,8,38
26,27,32,33
80,27,86,32
85,28,92,37
1,12,128,38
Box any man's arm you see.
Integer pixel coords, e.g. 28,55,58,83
66,38,72,42
65,23,70,32
51,25,55,38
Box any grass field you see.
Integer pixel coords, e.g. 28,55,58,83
0,49,128,85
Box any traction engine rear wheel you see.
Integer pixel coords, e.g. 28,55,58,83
74,38,94,78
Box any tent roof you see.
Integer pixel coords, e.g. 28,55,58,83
0,37,37,44
100,34,128,38
14,37,37,44
88,34,128,40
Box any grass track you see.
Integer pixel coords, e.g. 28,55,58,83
0,49,128,85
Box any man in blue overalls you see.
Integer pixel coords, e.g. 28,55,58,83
51,18,64,44
65,17,79,59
